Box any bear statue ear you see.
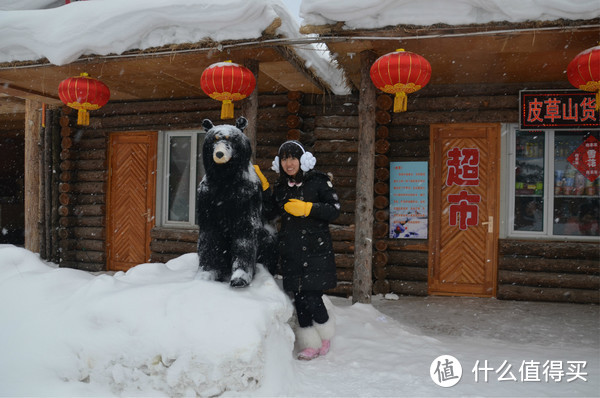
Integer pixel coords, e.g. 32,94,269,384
202,119,214,132
236,116,248,132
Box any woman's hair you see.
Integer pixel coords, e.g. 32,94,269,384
272,140,317,184
278,140,305,161
277,141,305,182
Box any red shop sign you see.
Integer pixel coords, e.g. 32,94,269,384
446,147,481,230
520,90,599,129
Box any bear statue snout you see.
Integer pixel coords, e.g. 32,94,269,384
213,141,232,164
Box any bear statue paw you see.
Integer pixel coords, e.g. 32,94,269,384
230,277,250,288
230,269,252,288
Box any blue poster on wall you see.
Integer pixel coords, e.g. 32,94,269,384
389,161,428,239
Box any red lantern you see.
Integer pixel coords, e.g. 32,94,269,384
200,60,256,119
567,45,600,111
370,49,431,112
58,72,110,126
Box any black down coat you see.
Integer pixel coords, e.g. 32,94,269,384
268,170,340,292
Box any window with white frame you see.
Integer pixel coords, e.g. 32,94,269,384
157,130,205,227
505,124,599,239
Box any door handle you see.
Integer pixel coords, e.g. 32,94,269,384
482,216,493,233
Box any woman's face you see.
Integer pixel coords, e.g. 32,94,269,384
281,156,300,177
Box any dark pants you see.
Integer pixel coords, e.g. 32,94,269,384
293,290,329,328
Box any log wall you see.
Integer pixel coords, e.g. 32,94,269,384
497,240,599,304
58,95,290,271
55,82,599,303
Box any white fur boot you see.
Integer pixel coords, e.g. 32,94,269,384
314,314,335,356
295,326,321,360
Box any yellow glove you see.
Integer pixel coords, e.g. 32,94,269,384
284,199,313,217
253,165,269,191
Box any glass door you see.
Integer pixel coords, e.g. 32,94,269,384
513,131,546,233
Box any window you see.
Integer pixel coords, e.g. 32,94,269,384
506,125,599,239
157,130,205,227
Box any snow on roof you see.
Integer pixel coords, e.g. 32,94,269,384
299,0,600,29
0,0,351,95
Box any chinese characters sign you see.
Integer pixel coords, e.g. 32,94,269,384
446,148,480,230
520,90,599,129
567,135,600,182
389,161,428,239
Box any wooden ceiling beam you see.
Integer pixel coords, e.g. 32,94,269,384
0,80,62,105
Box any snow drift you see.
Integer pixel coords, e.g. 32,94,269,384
0,245,295,397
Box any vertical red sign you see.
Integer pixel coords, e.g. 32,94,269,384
446,147,481,230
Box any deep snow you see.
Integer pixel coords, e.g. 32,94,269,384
0,244,598,397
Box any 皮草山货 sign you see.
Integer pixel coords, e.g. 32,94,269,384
520,90,599,129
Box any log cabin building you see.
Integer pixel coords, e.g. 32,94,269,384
0,3,598,304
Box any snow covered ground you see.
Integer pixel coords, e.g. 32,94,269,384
0,244,598,397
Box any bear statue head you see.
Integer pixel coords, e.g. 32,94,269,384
201,117,251,177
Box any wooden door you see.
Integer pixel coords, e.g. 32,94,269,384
106,132,157,272
428,124,500,297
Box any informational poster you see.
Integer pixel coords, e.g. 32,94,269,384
389,161,428,239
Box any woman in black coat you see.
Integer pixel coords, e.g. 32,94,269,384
265,140,340,360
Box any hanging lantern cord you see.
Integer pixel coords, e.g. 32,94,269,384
394,92,408,112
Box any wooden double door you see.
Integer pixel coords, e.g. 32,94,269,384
428,124,500,297
106,132,157,272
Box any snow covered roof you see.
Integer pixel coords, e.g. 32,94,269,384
296,0,599,91
0,0,350,96
299,0,600,30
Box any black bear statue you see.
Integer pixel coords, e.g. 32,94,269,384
196,117,276,287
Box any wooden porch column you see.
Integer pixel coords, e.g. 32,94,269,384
241,59,259,161
24,99,43,253
352,50,377,304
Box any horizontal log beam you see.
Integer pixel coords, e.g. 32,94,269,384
150,227,198,242
497,285,599,304
500,239,600,260
387,265,428,281
499,256,599,275
59,261,104,272
389,280,427,296
151,240,195,254
499,270,599,290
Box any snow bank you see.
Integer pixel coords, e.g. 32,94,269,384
0,245,295,397
300,0,600,29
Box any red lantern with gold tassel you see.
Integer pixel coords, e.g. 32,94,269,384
370,49,431,112
200,60,256,119
567,45,600,111
58,72,110,125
